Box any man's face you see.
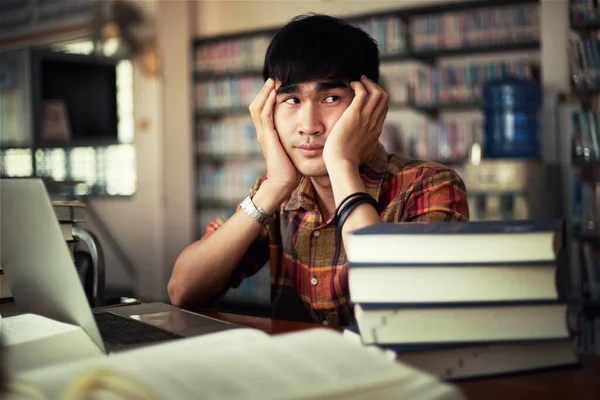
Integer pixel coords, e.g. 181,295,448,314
273,80,354,177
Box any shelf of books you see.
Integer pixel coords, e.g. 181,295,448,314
559,92,600,354
192,0,542,310
564,0,600,354
571,0,600,31
569,0,600,92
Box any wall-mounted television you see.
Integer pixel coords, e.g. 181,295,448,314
30,49,119,147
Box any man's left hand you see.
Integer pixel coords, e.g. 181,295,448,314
322,75,389,169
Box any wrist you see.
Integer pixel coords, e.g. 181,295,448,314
326,162,367,208
251,179,294,214
324,158,359,178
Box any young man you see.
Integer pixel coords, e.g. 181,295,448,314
169,14,469,326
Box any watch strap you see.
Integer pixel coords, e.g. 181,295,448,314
240,190,275,226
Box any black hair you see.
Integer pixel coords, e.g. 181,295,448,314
262,14,380,87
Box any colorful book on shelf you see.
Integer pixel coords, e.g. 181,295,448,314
571,1,600,23
346,219,565,265
343,324,578,380
410,3,539,51
569,33,600,88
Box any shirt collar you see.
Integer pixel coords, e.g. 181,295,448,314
283,175,315,212
283,142,389,212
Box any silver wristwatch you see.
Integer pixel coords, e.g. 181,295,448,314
240,190,275,226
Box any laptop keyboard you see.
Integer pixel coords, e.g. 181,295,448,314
94,312,183,347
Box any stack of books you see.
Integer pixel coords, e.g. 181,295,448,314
51,200,86,260
345,219,578,380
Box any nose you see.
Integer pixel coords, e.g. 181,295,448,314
297,103,325,136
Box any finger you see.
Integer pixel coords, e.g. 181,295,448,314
260,89,277,131
348,81,368,111
371,90,389,130
249,78,275,118
374,106,389,138
250,78,275,113
361,75,386,118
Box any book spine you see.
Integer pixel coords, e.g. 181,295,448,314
348,261,557,268
357,300,566,311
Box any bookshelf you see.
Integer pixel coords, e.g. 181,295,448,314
571,20,600,32
569,0,600,93
572,88,600,97
556,0,600,354
562,100,600,353
196,153,264,165
407,100,483,118
195,108,250,119
192,0,542,311
405,39,540,63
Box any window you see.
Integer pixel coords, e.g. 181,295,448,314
0,39,138,196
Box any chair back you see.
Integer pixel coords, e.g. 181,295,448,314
72,226,105,307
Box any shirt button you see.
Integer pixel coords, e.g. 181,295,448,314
313,230,320,238
322,320,329,325
311,277,318,286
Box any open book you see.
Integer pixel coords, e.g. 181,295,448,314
1,314,464,400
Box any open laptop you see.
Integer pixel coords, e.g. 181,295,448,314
0,178,244,353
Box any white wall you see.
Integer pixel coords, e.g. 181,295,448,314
77,0,197,303
157,0,195,297
195,0,463,36
89,0,167,300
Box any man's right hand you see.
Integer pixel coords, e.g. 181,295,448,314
170,80,298,308
249,78,301,208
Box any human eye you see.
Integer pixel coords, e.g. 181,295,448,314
323,95,340,104
285,97,300,105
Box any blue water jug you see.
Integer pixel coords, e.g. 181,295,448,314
483,76,541,159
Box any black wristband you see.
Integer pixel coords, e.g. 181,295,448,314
336,195,378,238
334,192,372,227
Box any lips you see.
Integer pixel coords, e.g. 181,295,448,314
297,144,324,150
296,143,324,158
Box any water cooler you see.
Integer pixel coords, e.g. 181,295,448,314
465,160,561,221
465,76,561,221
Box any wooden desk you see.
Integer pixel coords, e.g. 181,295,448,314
2,301,598,399
456,356,600,400
202,310,339,334
205,311,600,400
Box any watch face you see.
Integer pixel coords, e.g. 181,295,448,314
241,193,275,226
241,194,264,224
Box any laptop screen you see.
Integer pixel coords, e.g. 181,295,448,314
0,178,105,353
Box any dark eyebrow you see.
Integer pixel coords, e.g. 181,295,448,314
315,81,348,91
275,80,349,95
276,84,299,95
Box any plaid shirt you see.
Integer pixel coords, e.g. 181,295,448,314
204,143,469,326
